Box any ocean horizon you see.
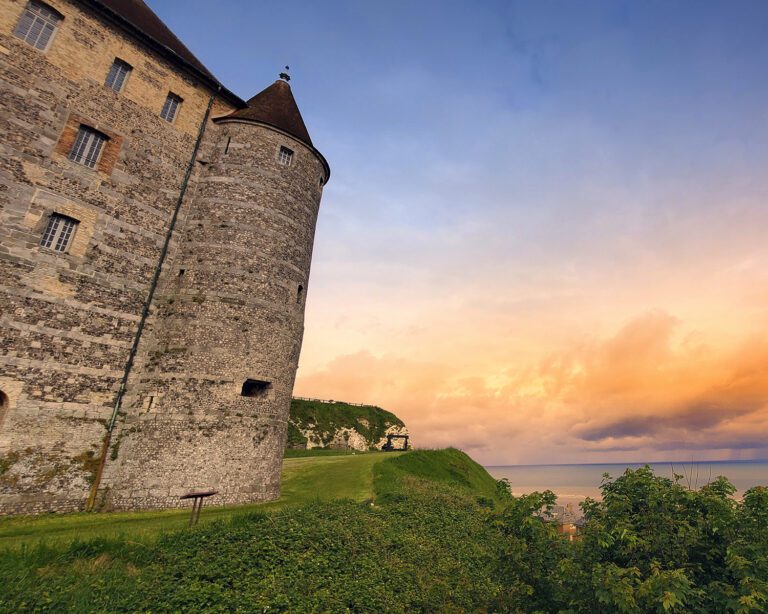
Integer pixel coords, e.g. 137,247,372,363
485,459,768,507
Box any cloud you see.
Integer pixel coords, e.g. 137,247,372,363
560,313,768,450
296,312,768,464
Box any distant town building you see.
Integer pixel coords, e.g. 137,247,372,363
0,0,329,514
539,504,585,542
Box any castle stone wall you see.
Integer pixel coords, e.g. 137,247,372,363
0,0,236,514
101,121,327,509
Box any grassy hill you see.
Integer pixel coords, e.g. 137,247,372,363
0,449,507,612
0,450,397,549
2,453,762,612
288,398,405,450
0,448,496,550
374,447,502,503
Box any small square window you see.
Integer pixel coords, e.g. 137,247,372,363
13,1,62,51
105,58,132,92
278,146,293,166
68,125,108,168
40,213,78,253
160,92,182,122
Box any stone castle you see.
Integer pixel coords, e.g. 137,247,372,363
0,0,329,513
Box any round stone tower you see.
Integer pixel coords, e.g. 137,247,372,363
102,78,329,510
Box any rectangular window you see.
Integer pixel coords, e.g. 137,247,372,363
13,1,62,51
68,125,108,168
160,92,182,122
241,379,272,398
278,146,293,166
40,213,78,253
105,58,132,92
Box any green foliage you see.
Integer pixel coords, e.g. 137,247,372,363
289,399,404,449
563,468,768,613
0,458,765,612
491,466,768,613
0,450,503,612
0,452,400,549
285,420,308,447
496,477,513,500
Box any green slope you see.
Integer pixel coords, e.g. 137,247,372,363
0,449,508,612
0,452,400,549
288,398,404,449
0,449,496,550
280,452,398,503
374,448,502,503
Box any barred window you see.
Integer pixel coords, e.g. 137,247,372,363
13,1,62,51
160,92,182,122
40,213,78,253
105,58,132,92
278,146,293,166
68,125,108,168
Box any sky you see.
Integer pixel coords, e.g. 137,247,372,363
153,0,768,465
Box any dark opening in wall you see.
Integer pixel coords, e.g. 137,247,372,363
241,379,271,398
224,136,231,154
0,390,8,430
297,284,304,304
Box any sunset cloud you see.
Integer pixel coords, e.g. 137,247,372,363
296,313,768,464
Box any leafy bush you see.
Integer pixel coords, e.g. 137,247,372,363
0,457,765,613
492,467,768,613
567,469,768,613
0,455,504,612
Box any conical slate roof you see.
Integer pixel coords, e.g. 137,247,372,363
93,0,218,81
223,79,313,147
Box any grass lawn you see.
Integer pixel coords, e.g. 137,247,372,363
0,451,402,549
283,447,371,458
0,450,508,612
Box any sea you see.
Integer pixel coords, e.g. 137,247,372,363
486,460,768,508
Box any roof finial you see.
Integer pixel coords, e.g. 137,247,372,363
279,66,291,82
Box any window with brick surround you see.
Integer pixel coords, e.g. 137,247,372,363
68,125,108,168
160,92,182,122
13,1,62,51
105,58,132,92
278,146,293,166
40,213,78,253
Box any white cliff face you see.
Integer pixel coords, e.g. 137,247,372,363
296,425,325,450
376,425,410,450
329,428,370,451
290,420,410,451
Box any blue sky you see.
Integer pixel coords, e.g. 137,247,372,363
152,0,768,464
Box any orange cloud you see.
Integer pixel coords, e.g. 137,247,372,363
295,311,768,464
